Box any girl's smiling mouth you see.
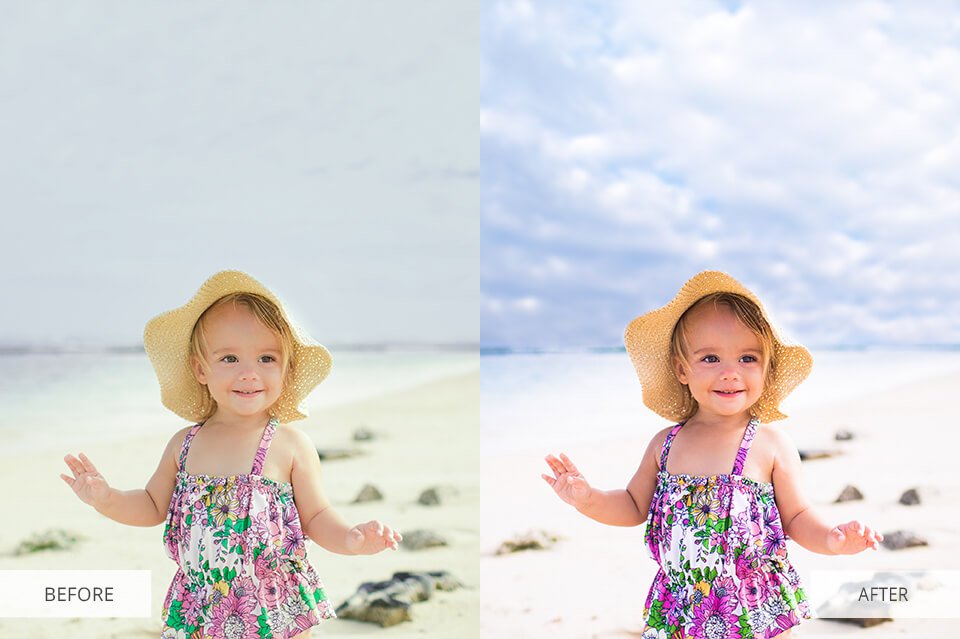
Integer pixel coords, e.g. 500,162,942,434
714,389,744,397
233,390,264,397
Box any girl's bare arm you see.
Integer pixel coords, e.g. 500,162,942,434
771,428,882,554
543,429,665,527
61,428,186,527
288,427,401,555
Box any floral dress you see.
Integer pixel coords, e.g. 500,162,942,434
641,417,812,639
161,418,335,638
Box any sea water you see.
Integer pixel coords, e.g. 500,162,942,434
481,348,960,456
0,350,478,455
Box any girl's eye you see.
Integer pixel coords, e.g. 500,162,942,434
221,355,238,363
260,355,276,363
740,355,758,363
701,355,719,363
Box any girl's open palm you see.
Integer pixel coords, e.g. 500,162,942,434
61,453,112,508
542,453,593,508
827,520,883,554
345,520,402,555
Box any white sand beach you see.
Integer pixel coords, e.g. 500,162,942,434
480,351,960,638
0,367,479,639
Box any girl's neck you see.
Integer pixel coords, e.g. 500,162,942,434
684,411,753,433
203,412,273,433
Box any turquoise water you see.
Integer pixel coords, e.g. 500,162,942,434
0,350,478,454
481,349,960,456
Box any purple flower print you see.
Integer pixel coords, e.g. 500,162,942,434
763,525,786,557
691,591,742,639
711,576,736,600
258,576,283,608
283,525,306,556
774,608,799,631
738,574,768,608
208,589,258,639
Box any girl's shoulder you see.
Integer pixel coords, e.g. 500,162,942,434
644,424,679,470
159,424,199,471
269,422,318,464
753,421,800,463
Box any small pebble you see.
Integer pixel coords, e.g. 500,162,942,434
353,484,384,503
798,449,840,461
316,448,362,461
353,427,375,442
898,488,921,506
881,530,928,550
835,485,864,503
496,530,560,555
418,486,458,506
401,529,448,551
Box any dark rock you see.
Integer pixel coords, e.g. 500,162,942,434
834,485,864,503
335,571,463,627
899,488,921,506
401,529,448,551
13,529,82,556
353,484,383,503
881,530,928,550
418,486,458,506
834,429,855,441
496,530,560,555
316,447,361,461
798,449,840,461
832,617,894,627
353,427,375,442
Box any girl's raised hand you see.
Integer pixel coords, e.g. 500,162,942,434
346,520,402,555
542,453,593,509
827,520,884,554
61,453,112,508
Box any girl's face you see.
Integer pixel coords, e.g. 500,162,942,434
673,303,765,420
191,303,285,421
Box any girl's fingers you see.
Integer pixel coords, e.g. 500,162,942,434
60,474,74,487
541,474,556,487
558,453,579,474
63,455,83,477
544,455,564,479
79,453,99,474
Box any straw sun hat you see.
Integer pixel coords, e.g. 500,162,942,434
623,271,812,423
143,270,332,423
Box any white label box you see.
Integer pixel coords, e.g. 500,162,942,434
0,570,151,618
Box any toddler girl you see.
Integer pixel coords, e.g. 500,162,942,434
61,270,402,639
543,271,883,638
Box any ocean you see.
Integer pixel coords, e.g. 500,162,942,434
481,348,960,456
0,350,478,455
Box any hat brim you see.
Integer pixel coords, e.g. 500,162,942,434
143,270,331,423
624,271,812,423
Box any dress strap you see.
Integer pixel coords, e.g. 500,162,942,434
658,421,686,471
730,416,760,476
177,422,204,472
250,418,279,476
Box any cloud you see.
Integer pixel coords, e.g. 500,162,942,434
482,0,960,348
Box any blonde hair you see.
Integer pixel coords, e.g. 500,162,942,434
669,292,777,420
189,292,296,420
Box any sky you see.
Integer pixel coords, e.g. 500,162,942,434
482,0,960,349
0,1,478,349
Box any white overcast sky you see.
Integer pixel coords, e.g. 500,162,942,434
1,1,478,348
482,0,960,349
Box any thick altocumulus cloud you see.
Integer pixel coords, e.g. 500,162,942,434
482,0,960,348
